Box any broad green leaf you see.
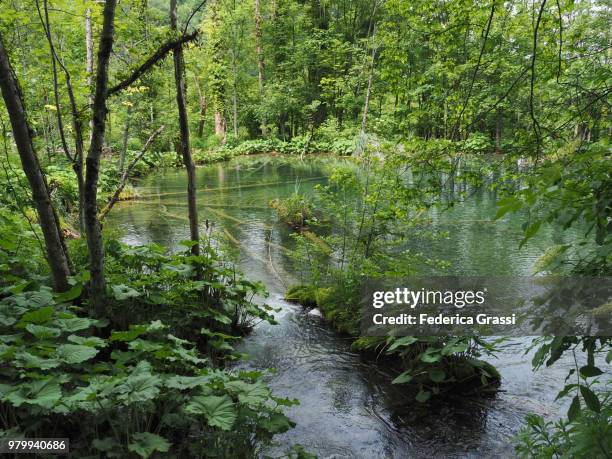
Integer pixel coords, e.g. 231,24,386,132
20,306,54,325
54,283,83,303
117,373,161,404
226,380,269,406
56,344,99,364
67,335,107,348
14,351,61,370
26,379,62,409
25,324,61,339
112,284,141,301
386,336,418,352
128,432,171,458
56,317,95,332
260,413,295,434
110,325,148,342
184,395,237,430
165,375,211,390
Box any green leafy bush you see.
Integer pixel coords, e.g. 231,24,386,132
0,235,295,457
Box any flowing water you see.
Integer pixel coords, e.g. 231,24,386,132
107,155,584,458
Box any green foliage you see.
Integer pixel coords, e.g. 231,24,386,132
0,239,295,457
284,149,501,401
270,193,314,229
515,400,612,459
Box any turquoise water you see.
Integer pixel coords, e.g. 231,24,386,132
107,155,584,458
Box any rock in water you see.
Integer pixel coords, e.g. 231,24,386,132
307,308,323,318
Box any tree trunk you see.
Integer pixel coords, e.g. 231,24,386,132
209,0,226,141
171,0,200,256
119,103,132,173
84,0,118,316
495,108,503,153
254,0,267,136
231,53,238,137
361,42,376,134
193,74,207,138
214,111,225,137
39,0,86,231
0,32,72,292
85,7,93,144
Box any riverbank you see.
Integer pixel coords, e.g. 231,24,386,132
105,154,589,457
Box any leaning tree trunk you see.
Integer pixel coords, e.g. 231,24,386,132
84,0,118,317
170,0,200,255
0,32,72,292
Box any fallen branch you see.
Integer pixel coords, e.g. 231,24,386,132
99,125,164,221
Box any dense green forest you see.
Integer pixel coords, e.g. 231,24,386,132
0,0,610,457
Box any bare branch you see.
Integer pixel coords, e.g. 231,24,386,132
451,1,496,139
530,0,548,156
107,32,198,97
99,125,164,221
182,0,207,36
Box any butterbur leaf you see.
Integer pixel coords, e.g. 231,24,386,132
67,335,107,348
26,379,62,409
185,395,237,430
165,375,211,390
110,325,148,342
117,373,161,404
112,284,141,300
25,324,61,339
128,432,171,458
260,413,295,434
20,306,54,325
56,317,94,332
54,283,83,303
226,380,269,406
14,351,61,370
56,344,99,364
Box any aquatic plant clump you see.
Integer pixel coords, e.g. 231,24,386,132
270,193,315,229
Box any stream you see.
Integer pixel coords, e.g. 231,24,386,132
107,154,584,458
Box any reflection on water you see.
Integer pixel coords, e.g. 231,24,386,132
107,155,581,458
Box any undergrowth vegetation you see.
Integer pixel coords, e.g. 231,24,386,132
0,212,298,457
